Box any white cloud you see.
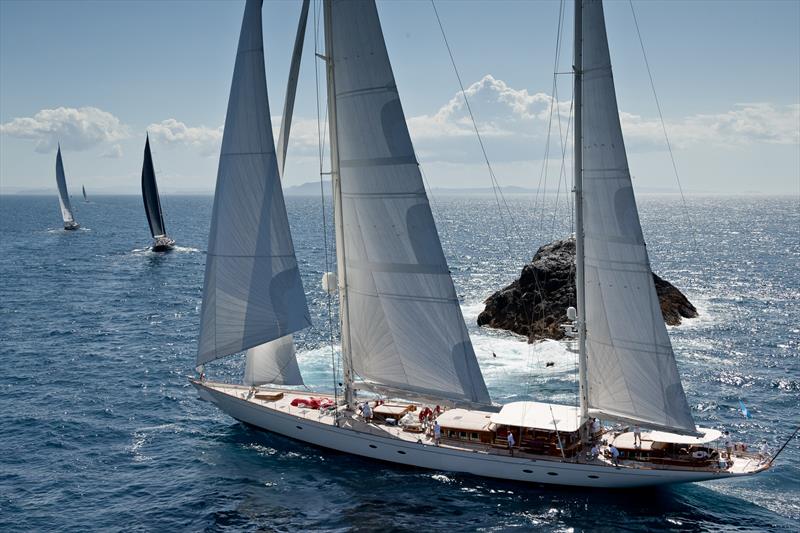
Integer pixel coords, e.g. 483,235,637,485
621,103,800,149
146,119,223,156
0,106,129,153
408,74,571,141
101,143,123,159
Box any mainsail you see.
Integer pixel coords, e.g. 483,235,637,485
141,135,167,239
55,146,77,226
327,0,490,404
579,0,696,434
243,0,310,387
82,186,87,202
196,0,311,366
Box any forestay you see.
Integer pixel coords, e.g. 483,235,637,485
579,0,696,434
55,146,76,225
328,0,490,405
243,0,311,387
141,135,167,238
197,0,311,366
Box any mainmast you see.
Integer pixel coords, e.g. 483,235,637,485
323,0,355,408
573,0,589,428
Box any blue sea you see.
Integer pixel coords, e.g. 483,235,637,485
0,193,797,531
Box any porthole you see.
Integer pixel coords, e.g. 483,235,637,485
588,475,599,479
397,450,407,455
296,425,303,430
522,469,533,474
369,444,377,449
547,472,558,476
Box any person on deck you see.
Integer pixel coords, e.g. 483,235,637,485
591,418,602,440
433,420,441,446
759,439,770,463
361,401,373,422
507,431,516,457
589,443,600,460
633,424,642,448
724,431,733,458
609,444,620,467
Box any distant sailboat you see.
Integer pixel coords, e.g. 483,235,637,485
141,135,175,252
55,145,79,230
191,0,770,488
82,185,88,202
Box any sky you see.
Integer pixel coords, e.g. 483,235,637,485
1,0,798,195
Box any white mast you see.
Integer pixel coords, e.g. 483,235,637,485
574,0,589,429
323,0,355,408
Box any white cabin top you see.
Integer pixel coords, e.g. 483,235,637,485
436,408,494,432
491,402,582,433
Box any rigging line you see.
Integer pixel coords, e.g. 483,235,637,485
314,0,338,414
628,0,704,282
524,0,567,402
532,0,566,240
430,0,516,256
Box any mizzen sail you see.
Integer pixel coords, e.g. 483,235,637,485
141,135,167,239
327,0,490,404
579,0,696,434
55,146,76,225
196,0,311,366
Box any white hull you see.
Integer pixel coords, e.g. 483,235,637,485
192,380,765,489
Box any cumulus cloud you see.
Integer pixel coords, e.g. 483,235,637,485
146,119,223,156
621,103,800,149
408,74,571,141
405,74,798,162
0,106,129,153
101,144,124,159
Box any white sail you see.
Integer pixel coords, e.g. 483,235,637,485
579,0,696,434
328,0,490,405
243,0,310,387
196,0,311,366
244,335,304,386
55,146,76,225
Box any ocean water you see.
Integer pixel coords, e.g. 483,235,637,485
0,193,797,532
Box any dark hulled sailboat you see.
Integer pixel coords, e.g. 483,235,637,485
141,135,175,252
55,145,79,230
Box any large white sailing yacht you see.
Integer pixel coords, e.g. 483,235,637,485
190,0,770,488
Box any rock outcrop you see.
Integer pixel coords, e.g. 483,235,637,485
477,238,698,342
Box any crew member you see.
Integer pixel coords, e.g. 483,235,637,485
433,420,441,446
633,424,642,448
609,444,620,467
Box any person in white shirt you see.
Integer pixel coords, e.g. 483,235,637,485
723,431,733,457
633,424,642,448
591,418,602,438
609,444,620,467
759,439,770,463
361,401,372,422
433,420,441,446
507,432,516,456
589,443,600,460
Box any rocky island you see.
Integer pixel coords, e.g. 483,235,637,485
477,238,698,342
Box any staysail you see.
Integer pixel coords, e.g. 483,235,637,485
141,135,167,239
579,0,696,434
243,0,310,387
55,146,77,226
327,0,490,404
196,0,311,366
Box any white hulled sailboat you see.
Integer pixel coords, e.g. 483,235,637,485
191,0,770,488
55,145,79,230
